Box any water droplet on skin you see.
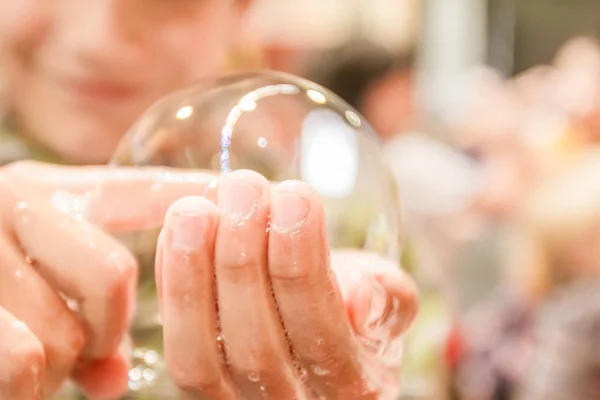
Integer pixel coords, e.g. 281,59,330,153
248,372,260,382
257,137,268,148
11,320,28,333
259,385,266,392
216,334,224,343
64,297,80,313
316,338,325,346
229,217,247,231
297,367,308,380
311,365,329,376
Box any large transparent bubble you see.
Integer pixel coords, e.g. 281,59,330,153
80,71,402,398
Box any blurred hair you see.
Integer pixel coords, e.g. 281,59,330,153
525,148,600,246
305,41,415,112
519,147,600,294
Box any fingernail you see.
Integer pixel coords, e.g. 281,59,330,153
271,191,309,232
203,179,219,204
169,212,207,251
219,174,262,219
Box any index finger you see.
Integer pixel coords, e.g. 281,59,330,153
5,161,216,232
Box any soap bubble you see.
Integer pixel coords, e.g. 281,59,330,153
90,71,402,398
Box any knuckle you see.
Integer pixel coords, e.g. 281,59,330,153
1,160,30,178
218,251,263,285
2,332,45,386
44,314,84,380
269,262,314,293
105,248,138,300
1,160,43,183
170,367,224,395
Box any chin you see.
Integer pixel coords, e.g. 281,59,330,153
61,124,126,165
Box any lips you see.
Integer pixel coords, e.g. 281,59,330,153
62,77,142,103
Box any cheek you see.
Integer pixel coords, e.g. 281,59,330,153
0,2,46,50
157,9,234,82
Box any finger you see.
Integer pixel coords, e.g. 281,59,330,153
72,336,132,400
86,167,214,232
214,171,302,398
155,229,165,314
268,181,376,398
0,235,84,396
11,198,137,360
161,196,236,399
331,251,419,337
5,161,215,232
0,308,45,400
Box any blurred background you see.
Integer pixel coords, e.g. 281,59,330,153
233,1,600,399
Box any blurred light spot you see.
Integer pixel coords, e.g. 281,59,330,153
301,109,357,198
176,106,193,120
307,89,327,105
129,367,142,382
239,98,257,112
142,368,156,382
144,350,159,365
345,110,362,127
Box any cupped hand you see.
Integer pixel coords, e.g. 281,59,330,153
0,162,418,400
157,170,418,400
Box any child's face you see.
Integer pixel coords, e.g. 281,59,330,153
0,0,242,163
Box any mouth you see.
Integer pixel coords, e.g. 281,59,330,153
58,75,143,105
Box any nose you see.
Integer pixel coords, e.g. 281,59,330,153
57,0,142,75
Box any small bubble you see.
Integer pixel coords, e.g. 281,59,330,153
216,334,224,342
257,137,268,148
248,372,260,382
259,385,266,392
